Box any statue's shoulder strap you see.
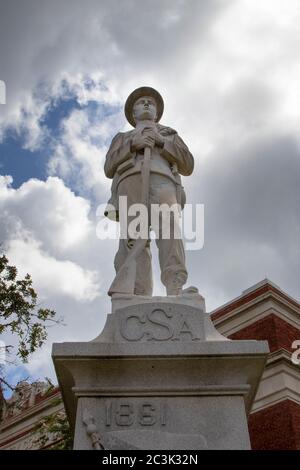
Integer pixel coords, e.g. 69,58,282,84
157,124,177,136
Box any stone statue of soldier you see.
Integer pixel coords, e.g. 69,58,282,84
104,87,194,296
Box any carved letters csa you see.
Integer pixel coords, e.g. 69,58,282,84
119,308,200,342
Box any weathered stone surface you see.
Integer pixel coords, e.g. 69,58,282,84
75,396,249,450
52,299,269,450
111,290,206,313
105,87,194,297
94,299,225,343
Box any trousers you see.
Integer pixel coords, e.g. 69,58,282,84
114,173,188,295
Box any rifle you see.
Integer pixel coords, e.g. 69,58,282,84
108,144,151,296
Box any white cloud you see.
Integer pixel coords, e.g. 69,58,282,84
1,0,299,146
0,176,94,254
0,176,102,301
47,106,124,198
2,0,300,168
6,237,100,302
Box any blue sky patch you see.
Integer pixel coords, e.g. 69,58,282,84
0,131,48,188
0,97,83,188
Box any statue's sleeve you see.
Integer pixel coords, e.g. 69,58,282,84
161,133,194,176
104,132,132,179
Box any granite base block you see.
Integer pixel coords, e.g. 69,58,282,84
52,299,269,450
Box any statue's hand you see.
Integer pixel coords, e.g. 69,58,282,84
131,132,155,151
143,128,165,148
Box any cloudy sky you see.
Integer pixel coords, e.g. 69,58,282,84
1,0,300,385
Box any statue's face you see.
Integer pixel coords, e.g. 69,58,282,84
132,95,157,123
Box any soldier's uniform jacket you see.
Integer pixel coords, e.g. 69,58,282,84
104,124,194,220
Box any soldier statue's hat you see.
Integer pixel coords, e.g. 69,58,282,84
125,86,164,127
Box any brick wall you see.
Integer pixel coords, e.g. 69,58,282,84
223,312,300,450
229,314,300,353
249,399,300,450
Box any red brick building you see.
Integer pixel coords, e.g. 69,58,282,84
1,279,300,449
212,279,300,450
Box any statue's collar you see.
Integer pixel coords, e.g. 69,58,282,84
129,123,177,136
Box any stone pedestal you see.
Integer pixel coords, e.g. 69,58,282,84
52,295,269,450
